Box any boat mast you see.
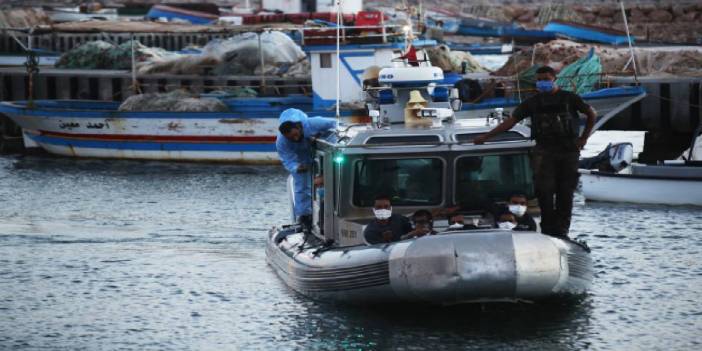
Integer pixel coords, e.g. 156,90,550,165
619,0,639,82
335,0,342,121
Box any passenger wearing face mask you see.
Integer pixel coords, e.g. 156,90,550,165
496,211,518,231
446,213,479,231
474,66,596,238
401,210,438,240
363,195,412,245
507,193,537,231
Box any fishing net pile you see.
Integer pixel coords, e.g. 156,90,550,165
494,39,702,78
54,32,309,77
137,31,308,77
426,44,488,73
205,87,259,98
118,90,229,112
55,40,175,70
554,48,602,94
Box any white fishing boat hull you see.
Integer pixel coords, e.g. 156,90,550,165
267,229,592,304
12,111,282,163
0,99,360,163
580,169,702,206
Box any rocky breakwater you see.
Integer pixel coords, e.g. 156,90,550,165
493,39,702,78
497,3,702,44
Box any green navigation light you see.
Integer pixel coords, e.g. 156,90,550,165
333,154,345,164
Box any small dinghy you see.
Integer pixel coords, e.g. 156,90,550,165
580,130,702,206
267,63,593,304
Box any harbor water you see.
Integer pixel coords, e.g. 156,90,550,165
0,132,700,350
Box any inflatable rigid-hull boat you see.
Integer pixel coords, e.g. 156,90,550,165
267,228,592,304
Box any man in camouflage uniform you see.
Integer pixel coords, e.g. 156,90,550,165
474,66,596,237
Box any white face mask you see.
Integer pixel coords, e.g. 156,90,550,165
448,223,464,229
373,208,392,220
498,221,516,230
508,204,527,217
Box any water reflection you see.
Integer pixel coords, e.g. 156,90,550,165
261,295,594,350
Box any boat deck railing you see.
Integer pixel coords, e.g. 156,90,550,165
1,23,407,54
0,67,311,102
296,24,405,46
315,128,533,150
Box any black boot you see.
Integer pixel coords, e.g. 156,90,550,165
298,215,312,234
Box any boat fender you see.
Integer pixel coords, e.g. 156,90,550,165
454,79,483,102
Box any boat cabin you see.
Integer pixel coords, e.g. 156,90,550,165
308,65,536,246
303,29,438,110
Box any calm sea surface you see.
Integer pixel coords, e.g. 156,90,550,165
0,133,700,350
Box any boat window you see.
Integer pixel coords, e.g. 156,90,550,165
455,131,525,143
313,156,323,201
455,153,534,210
353,158,443,207
365,135,440,145
320,53,332,68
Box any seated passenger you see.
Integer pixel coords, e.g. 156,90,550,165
446,214,479,231
496,211,518,231
401,210,438,240
363,195,412,245
507,193,537,231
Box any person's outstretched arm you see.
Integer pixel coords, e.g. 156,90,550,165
309,117,338,132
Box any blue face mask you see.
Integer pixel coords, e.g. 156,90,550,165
536,80,554,93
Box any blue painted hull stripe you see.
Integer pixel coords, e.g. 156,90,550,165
30,134,277,152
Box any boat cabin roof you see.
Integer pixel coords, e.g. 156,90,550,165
318,119,533,155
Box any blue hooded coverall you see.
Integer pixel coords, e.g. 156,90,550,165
275,108,337,219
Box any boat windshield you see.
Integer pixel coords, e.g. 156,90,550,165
353,158,443,207
455,153,534,210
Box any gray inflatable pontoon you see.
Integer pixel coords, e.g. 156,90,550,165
268,229,591,304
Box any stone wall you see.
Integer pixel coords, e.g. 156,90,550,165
369,1,702,44
3,1,700,43
498,3,702,44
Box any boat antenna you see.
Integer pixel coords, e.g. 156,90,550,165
5,28,38,107
130,32,139,94
688,120,702,162
335,0,342,122
513,52,522,103
619,0,639,83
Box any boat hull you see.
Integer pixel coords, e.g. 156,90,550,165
24,130,279,163
0,86,643,163
11,110,282,164
580,170,702,206
0,98,363,163
458,87,646,128
266,229,592,304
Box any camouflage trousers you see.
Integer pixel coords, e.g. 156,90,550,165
531,147,580,237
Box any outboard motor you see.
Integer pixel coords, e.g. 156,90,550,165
579,142,633,172
609,142,634,171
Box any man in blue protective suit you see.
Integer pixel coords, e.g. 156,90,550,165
276,108,337,229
